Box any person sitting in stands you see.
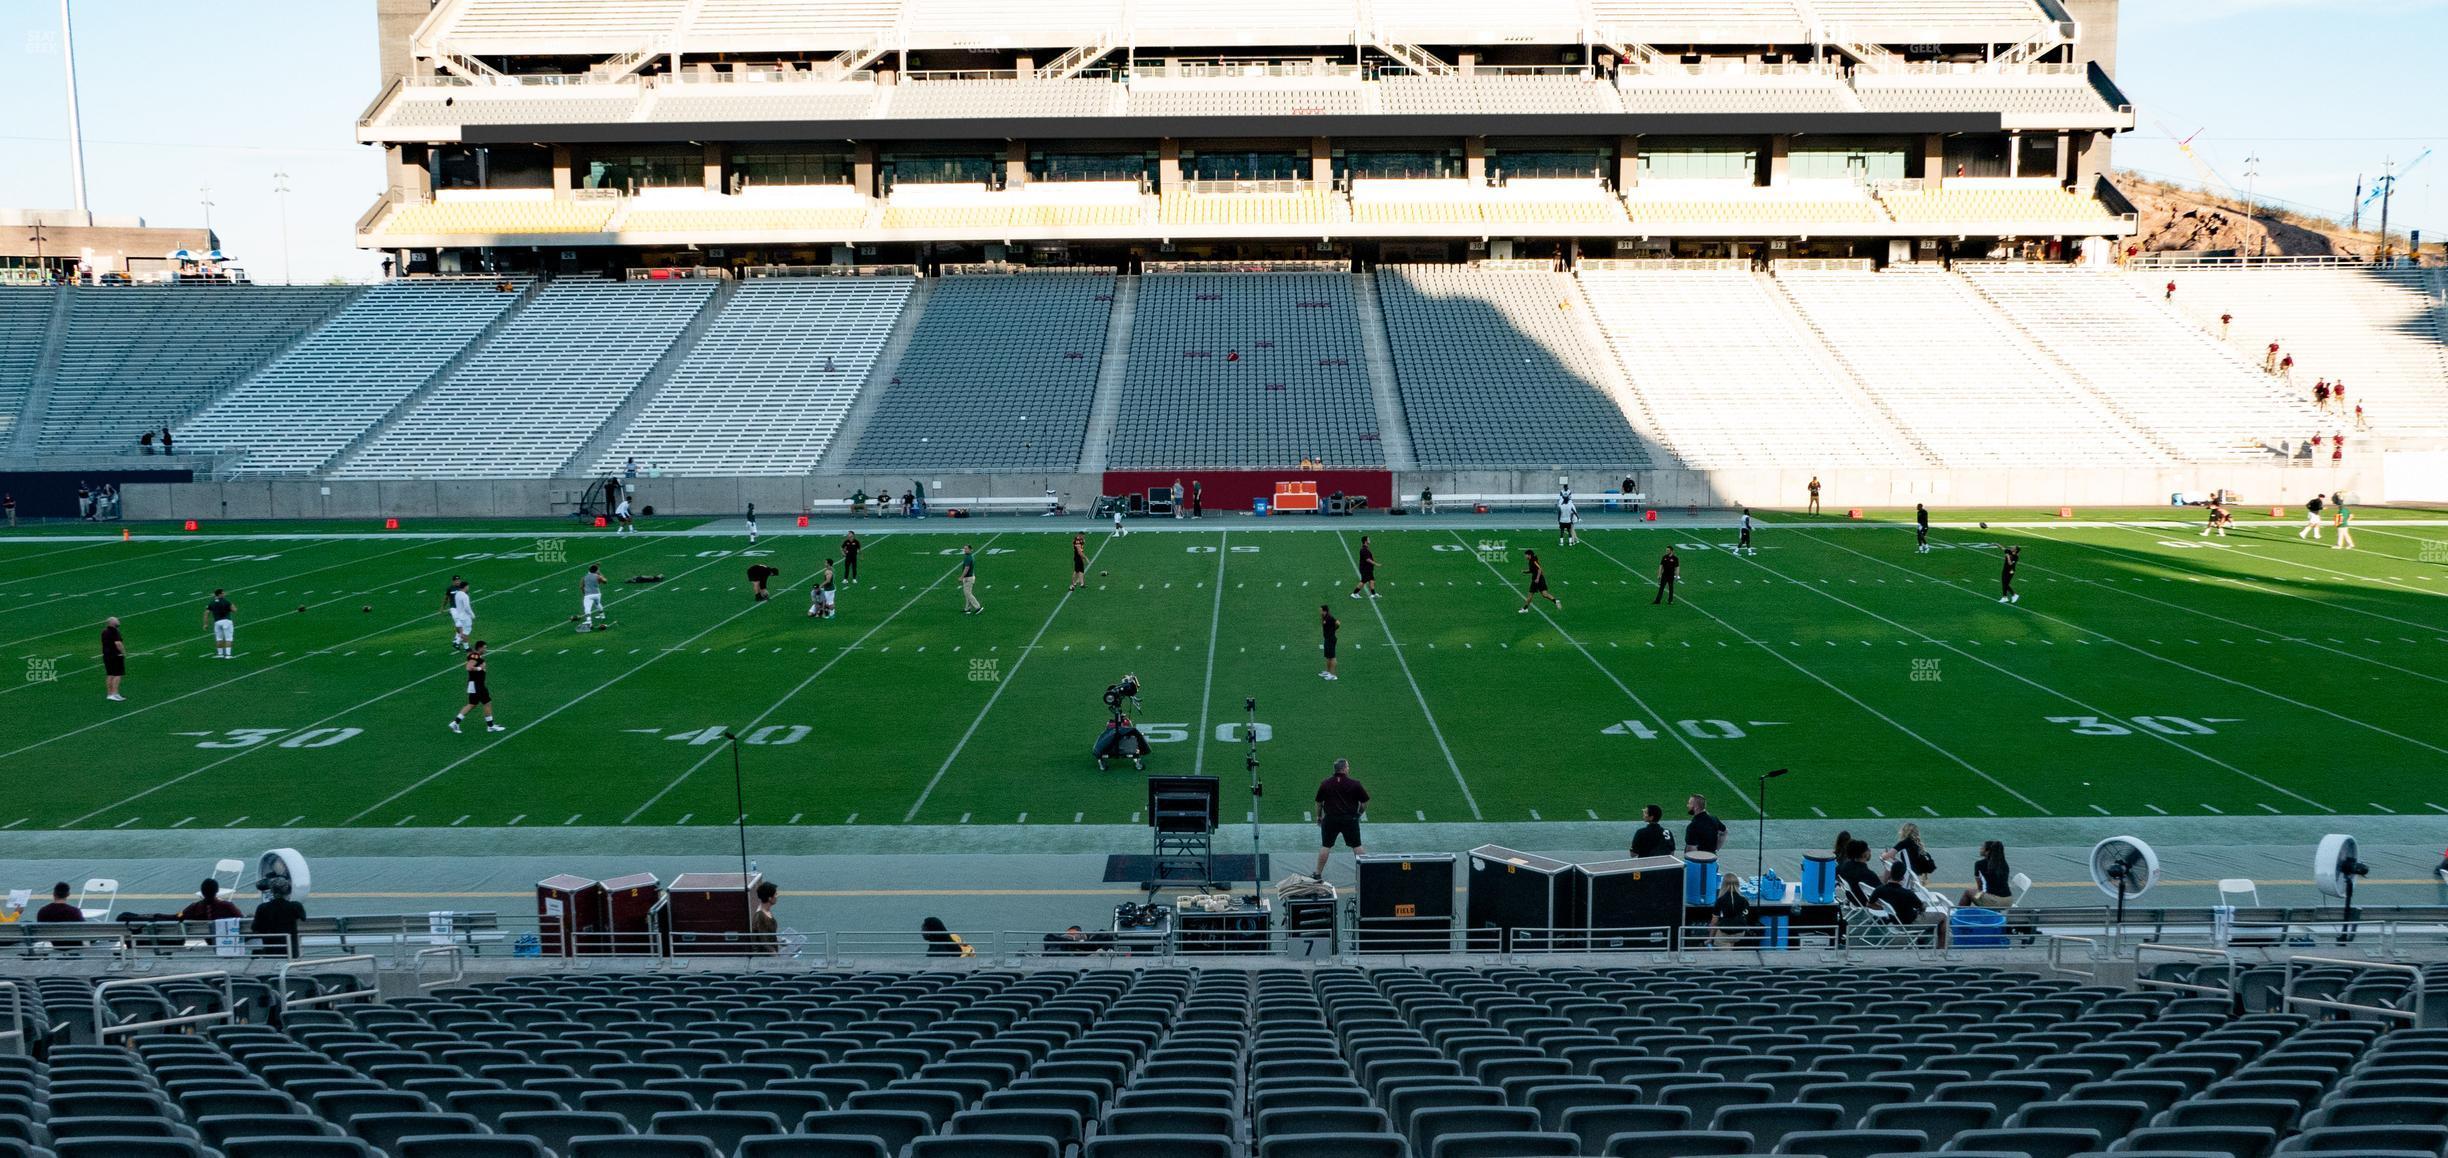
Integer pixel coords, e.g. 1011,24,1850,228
35,882,81,923
922,915,973,957
1835,839,1881,906
1710,874,1755,948
1871,863,1929,927
1959,841,2016,910
179,879,242,923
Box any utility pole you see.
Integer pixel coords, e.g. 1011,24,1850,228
2352,175,2363,233
27,224,47,278
2242,154,2262,256
273,171,293,285
198,185,215,236
2377,157,2395,264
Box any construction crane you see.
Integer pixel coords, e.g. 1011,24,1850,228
2358,149,2431,261
2159,122,2239,201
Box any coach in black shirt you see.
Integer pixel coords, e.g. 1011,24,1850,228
1871,863,1928,927
251,883,306,958
34,882,80,923
1313,759,1369,879
1836,840,1882,904
1684,794,1726,855
1630,805,1673,859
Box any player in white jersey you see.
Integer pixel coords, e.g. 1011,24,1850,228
1557,495,1579,547
745,502,759,545
1737,509,1757,556
579,564,606,630
614,496,634,534
448,580,474,650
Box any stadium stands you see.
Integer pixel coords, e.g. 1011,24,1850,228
38,285,358,456
619,189,872,236
1621,184,1886,229
333,279,717,479
2149,264,2448,436
1375,265,1652,469
885,79,1118,120
1159,189,1343,229
844,272,1115,472
1962,266,2321,461
1876,181,2118,230
5,959,2420,1158
1379,74,1621,115
1774,266,2168,466
381,198,620,238
0,290,54,443
590,276,913,477
1578,264,1927,469
179,280,532,474
1105,272,1386,469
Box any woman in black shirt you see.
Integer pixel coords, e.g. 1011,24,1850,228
1959,841,2015,909
1835,840,1881,905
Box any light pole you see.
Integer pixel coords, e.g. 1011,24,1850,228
1755,767,1790,888
197,185,215,235
724,731,755,936
2243,154,2263,256
27,224,47,279
272,171,292,285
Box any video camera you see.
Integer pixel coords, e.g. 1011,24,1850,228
1102,673,1143,720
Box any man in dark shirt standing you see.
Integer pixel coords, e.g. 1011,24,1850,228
206,588,236,660
1684,794,1726,855
1319,604,1339,682
1653,548,1680,605
1313,758,1369,879
100,616,127,702
841,530,862,583
1349,535,1379,600
1998,545,2021,605
1630,804,1673,859
1914,503,1931,554
34,882,81,923
250,880,306,958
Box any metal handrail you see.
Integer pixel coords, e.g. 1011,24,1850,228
94,971,235,1043
2136,942,2239,999
414,947,464,990
278,955,380,1016
2283,955,2424,1023
2046,933,2101,979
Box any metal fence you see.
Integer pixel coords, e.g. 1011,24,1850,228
2283,956,2425,1024
93,972,235,1044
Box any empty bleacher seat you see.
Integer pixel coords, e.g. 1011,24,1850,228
844,271,1114,472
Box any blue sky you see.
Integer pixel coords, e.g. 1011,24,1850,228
0,0,2436,281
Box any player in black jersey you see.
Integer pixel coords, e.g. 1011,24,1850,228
1914,504,1930,554
1998,546,2021,604
1319,604,1340,681
449,640,503,733
1069,533,1088,591
1653,547,1680,605
1349,535,1379,599
1518,549,1561,613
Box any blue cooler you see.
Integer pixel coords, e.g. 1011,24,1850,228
1799,853,1838,905
1254,499,1270,516
1950,906,2007,948
1756,913,1790,950
1756,868,1787,903
1683,852,1720,907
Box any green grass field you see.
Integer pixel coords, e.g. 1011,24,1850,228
0,510,2441,833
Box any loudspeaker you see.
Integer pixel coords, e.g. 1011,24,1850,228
1356,852,1454,954
1283,896,1338,958
1577,855,1683,950
535,874,604,958
1466,845,1582,951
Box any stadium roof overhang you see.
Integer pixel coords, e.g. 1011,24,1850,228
458,111,2006,146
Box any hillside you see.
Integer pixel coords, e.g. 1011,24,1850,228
2113,171,2435,261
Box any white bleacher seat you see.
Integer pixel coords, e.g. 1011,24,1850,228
1578,266,1924,469
39,285,357,456
1105,272,1386,469
1776,267,2165,467
846,272,1116,472
887,79,1115,119
2146,265,2448,436
332,279,716,478
181,280,530,474
592,277,912,476
1962,267,2322,461
1376,265,1651,470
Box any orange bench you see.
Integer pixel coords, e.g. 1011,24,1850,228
1272,481,1320,513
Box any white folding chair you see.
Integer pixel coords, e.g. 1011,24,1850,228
2006,872,2034,910
213,859,247,894
2217,878,2260,907
77,878,119,922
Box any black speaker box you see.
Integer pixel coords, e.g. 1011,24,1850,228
1355,852,1454,954
1577,855,1684,950
1466,845,1582,951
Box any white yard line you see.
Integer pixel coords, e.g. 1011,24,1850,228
903,534,1107,823
1192,530,1230,779
1778,534,2338,811
2126,525,2445,601
2016,532,2448,686
619,534,959,824
1450,530,1746,803
0,536,387,620
1818,530,2448,762
1339,532,1480,819
52,536,680,828
1578,537,2045,815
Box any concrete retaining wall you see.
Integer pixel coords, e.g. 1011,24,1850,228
123,464,2366,522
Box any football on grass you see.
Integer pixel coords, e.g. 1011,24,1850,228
296,605,307,613
361,604,372,613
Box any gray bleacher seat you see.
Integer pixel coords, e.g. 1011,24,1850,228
846,272,1113,472
40,285,356,456
594,277,912,476
1106,272,1386,470
1377,265,1650,470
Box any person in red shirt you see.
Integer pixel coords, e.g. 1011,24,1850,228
34,882,81,923
2219,312,2233,339
2264,342,2281,373
2279,354,2295,383
177,879,242,923
2164,280,2177,301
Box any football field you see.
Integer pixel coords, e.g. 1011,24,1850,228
1,510,2443,834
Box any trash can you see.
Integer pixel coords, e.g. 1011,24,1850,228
1254,499,1270,517
1950,906,2007,948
